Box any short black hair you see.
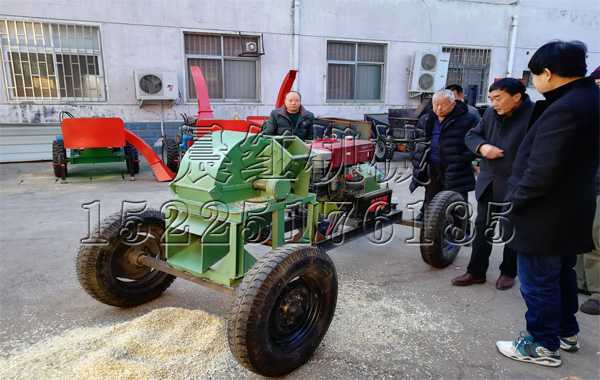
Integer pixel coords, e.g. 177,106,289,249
445,84,463,94
489,78,526,96
528,40,587,77
285,90,302,100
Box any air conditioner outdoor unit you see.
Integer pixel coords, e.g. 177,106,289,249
134,70,178,101
408,51,450,96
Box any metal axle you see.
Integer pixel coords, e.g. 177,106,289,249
136,254,234,295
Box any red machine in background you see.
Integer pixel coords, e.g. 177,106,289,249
52,113,174,182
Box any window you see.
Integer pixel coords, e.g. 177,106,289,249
443,47,491,104
0,19,105,101
184,33,260,101
327,41,385,102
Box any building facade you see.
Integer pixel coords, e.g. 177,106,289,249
1,0,599,161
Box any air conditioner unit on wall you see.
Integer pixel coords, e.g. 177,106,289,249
134,70,178,101
408,51,450,96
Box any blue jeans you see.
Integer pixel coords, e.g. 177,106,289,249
518,254,579,351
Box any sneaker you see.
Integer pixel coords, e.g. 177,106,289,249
559,335,580,352
496,332,562,367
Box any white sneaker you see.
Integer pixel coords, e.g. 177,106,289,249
496,333,562,368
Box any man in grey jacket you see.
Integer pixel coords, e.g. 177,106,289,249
452,78,534,290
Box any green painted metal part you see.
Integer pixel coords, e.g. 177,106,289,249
164,130,389,289
68,148,126,165
166,131,316,287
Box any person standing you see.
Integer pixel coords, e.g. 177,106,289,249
452,78,534,290
410,89,479,220
446,84,482,121
576,66,600,315
496,41,599,367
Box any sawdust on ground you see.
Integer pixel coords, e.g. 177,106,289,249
1,278,466,379
0,307,229,380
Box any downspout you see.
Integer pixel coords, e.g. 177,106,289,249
291,0,301,89
506,13,519,77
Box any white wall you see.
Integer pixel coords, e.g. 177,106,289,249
1,0,599,123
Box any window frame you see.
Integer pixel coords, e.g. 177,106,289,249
0,17,107,103
182,31,261,104
442,45,493,105
325,40,387,104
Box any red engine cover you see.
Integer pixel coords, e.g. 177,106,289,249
310,138,374,169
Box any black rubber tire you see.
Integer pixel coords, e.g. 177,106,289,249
420,191,467,268
164,138,180,173
384,141,395,160
124,143,140,175
374,139,387,162
228,244,337,377
76,209,175,307
52,140,67,179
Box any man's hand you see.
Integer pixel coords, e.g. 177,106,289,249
479,144,504,159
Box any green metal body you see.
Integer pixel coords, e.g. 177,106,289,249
165,131,388,288
166,132,317,287
68,148,125,165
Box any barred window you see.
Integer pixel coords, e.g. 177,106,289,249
184,33,259,101
442,47,491,104
0,19,105,101
327,41,385,102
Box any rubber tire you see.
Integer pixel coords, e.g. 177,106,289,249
164,138,180,173
76,209,175,307
52,140,67,179
420,191,466,268
374,139,387,162
124,143,140,175
228,244,337,377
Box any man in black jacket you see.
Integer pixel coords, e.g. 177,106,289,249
452,79,534,290
410,89,479,220
496,41,599,367
263,91,315,140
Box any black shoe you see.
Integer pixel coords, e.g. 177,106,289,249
580,298,600,315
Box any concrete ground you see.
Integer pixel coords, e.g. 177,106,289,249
0,160,598,379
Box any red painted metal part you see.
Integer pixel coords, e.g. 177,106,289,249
189,66,297,133
124,129,175,182
310,138,374,169
193,120,262,139
61,118,125,149
274,69,298,108
190,66,215,119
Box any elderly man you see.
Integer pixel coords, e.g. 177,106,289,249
452,78,534,290
496,41,598,367
263,91,315,140
410,89,480,220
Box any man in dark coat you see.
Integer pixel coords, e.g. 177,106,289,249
446,84,481,121
263,91,315,140
410,89,479,220
452,78,534,290
496,41,599,367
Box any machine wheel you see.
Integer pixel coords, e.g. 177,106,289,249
164,138,180,173
124,143,140,175
76,209,175,307
52,140,68,179
374,138,395,162
420,191,469,268
228,244,337,377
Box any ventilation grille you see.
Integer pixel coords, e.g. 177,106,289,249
188,127,220,161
